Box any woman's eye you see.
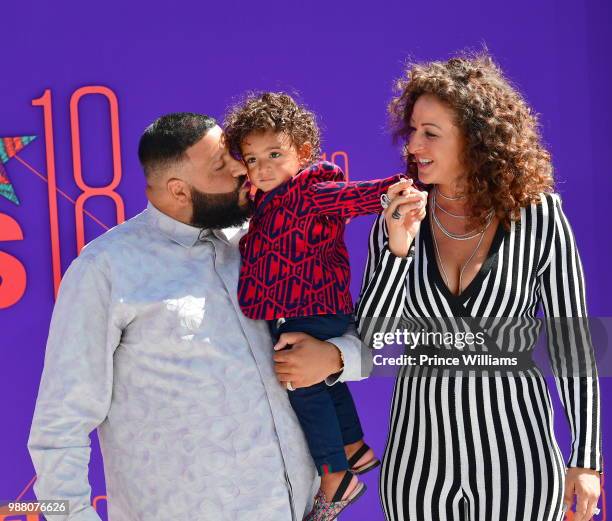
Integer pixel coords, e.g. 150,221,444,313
245,157,256,164
425,131,438,139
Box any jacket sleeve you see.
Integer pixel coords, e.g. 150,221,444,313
300,162,404,219
27,254,121,520
538,193,602,472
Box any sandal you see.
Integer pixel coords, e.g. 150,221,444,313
304,471,366,521
348,443,380,475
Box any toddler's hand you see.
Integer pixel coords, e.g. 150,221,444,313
383,179,427,258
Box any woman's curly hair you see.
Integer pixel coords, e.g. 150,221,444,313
389,52,554,229
224,92,321,163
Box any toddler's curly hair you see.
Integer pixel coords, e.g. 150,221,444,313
224,92,321,163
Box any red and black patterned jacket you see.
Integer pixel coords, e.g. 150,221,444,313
238,161,402,320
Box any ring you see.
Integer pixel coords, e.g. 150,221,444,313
391,208,402,220
286,381,295,391
380,193,391,209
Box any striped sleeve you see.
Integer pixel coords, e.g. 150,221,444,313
355,214,413,341
538,193,602,472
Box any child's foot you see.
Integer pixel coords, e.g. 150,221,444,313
345,441,380,475
305,471,365,521
320,470,359,501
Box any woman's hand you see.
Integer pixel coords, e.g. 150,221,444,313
563,467,601,520
272,332,343,388
384,179,428,258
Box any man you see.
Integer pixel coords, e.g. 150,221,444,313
28,113,366,520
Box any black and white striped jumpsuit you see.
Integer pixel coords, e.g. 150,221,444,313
356,193,602,521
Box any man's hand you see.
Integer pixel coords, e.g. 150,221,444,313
273,332,343,389
563,467,601,521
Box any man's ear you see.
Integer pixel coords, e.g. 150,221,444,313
166,178,191,205
297,142,313,166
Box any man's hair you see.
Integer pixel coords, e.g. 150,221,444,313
138,113,217,178
223,92,321,163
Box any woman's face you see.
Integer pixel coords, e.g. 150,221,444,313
406,94,467,190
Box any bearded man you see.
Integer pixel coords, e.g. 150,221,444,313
28,113,365,521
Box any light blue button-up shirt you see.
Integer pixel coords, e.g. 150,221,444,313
28,202,366,521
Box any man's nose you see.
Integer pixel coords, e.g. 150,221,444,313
229,157,247,178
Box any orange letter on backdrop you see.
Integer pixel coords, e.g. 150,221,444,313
32,89,62,298
70,86,125,254
320,151,350,180
330,151,349,180
92,495,107,513
0,213,27,309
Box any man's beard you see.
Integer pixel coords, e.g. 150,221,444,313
189,182,252,229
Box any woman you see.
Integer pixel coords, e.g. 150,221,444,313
356,54,602,521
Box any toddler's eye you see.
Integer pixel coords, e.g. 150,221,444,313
270,151,281,158
245,157,256,164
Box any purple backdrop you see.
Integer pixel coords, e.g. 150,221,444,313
1,1,610,519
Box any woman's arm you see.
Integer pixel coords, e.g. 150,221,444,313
354,214,412,346
538,194,602,471
355,180,427,338
538,193,602,519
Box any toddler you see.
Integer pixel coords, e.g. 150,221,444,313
224,92,401,520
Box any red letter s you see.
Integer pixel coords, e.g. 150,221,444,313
0,213,27,309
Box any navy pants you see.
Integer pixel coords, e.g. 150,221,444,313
269,313,364,476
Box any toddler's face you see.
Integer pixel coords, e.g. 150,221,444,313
241,130,307,192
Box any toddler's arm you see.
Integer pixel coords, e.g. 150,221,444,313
302,162,404,219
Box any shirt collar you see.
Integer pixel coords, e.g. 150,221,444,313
145,202,241,248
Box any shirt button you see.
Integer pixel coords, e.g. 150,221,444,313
198,229,211,241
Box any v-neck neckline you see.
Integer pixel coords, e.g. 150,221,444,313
421,210,507,306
